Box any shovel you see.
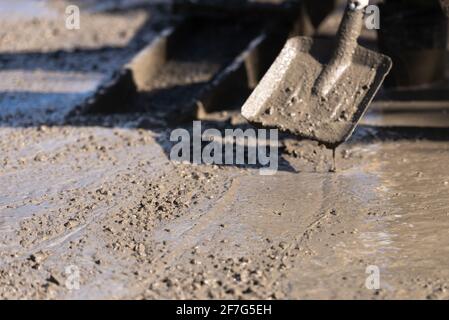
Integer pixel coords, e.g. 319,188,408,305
241,0,392,147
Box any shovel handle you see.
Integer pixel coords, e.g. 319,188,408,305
312,0,368,98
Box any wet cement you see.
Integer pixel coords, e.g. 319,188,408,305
134,19,262,118
2,0,449,300
2,117,449,299
0,0,161,126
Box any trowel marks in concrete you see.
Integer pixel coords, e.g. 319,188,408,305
242,37,392,147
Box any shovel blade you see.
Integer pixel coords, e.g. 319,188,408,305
241,36,392,147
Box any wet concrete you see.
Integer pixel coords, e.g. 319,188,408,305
0,0,58,20
3,118,449,299
2,0,449,300
0,0,163,126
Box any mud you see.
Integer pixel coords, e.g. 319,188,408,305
2,0,449,300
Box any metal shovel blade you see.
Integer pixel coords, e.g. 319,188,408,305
241,36,392,147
